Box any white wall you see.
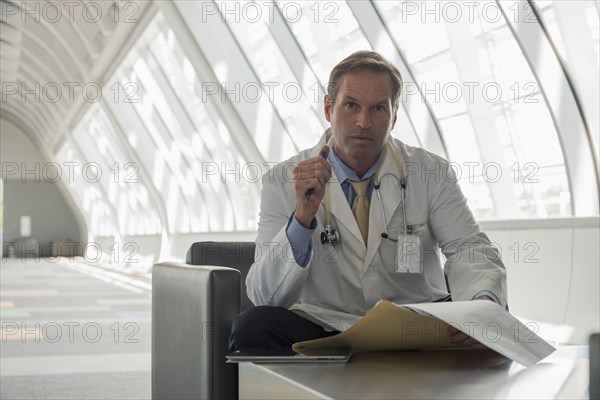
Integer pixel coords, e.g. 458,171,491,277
0,119,45,167
1,119,87,255
482,217,600,344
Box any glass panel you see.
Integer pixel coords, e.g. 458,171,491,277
71,104,162,235
105,64,193,233
104,11,261,232
155,15,261,230
539,1,599,64
374,0,570,218
54,141,117,237
174,0,298,162
218,2,326,150
538,0,600,173
280,1,371,84
498,95,571,217
149,19,259,230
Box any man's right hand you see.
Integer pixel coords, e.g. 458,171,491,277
293,145,332,228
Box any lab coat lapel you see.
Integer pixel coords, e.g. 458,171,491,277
364,144,403,268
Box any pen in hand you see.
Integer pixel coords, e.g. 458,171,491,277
304,150,329,202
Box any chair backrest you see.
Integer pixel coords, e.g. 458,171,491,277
187,241,255,311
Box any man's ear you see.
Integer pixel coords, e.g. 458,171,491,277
324,95,332,122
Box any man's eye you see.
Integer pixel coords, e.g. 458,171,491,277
345,102,357,109
373,105,385,112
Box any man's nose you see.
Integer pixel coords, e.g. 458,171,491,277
355,110,372,129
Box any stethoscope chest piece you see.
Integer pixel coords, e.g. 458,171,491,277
321,224,339,245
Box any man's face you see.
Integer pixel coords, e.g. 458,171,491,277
325,70,397,177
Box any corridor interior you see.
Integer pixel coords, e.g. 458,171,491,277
0,257,152,400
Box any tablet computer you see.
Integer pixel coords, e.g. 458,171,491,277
226,347,352,363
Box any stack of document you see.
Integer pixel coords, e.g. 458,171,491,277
292,300,556,366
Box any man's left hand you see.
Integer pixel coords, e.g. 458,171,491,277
446,295,492,349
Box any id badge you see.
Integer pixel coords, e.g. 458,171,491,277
396,233,423,273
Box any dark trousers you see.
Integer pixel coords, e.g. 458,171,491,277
228,306,339,354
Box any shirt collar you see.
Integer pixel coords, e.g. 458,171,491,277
329,146,383,183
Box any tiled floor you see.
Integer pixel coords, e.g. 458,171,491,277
0,258,152,399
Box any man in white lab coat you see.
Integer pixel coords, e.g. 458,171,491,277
229,51,507,353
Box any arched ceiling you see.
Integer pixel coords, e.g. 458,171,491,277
0,0,149,150
1,0,598,220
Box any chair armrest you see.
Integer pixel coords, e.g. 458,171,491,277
152,262,241,400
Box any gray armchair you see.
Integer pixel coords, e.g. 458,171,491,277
152,241,255,400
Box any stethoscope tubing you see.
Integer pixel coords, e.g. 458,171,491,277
321,139,406,245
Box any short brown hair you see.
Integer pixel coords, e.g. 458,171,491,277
327,51,403,112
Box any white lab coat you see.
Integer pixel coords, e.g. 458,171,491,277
247,129,507,331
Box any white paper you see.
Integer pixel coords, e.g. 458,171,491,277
402,300,556,366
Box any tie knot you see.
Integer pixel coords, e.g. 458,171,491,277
348,178,371,197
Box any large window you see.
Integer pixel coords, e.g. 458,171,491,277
55,140,117,238
50,0,598,263
71,104,162,236
375,0,570,218
217,1,327,150
105,11,260,232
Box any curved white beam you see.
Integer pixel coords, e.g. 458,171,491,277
100,101,171,260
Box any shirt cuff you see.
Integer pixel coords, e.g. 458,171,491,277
286,213,317,268
472,290,501,305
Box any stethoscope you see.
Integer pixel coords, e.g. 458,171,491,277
320,139,409,245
